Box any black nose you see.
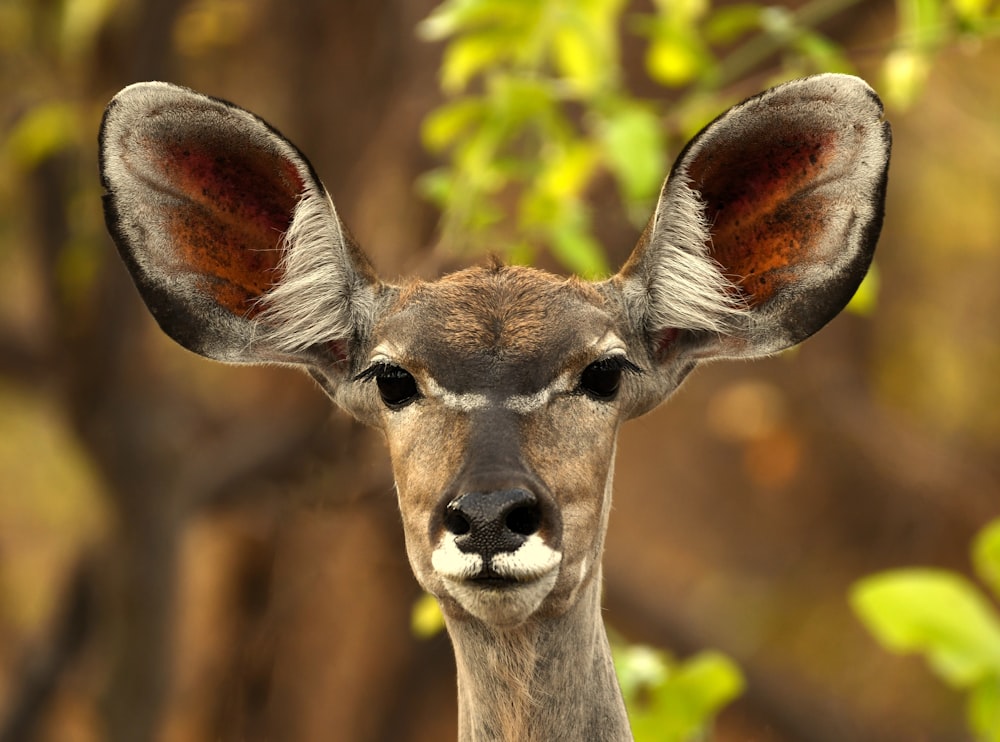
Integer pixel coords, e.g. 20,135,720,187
444,489,541,558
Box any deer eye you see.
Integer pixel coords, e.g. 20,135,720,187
355,363,420,409
579,356,641,401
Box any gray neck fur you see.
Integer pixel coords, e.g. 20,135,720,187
444,568,631,742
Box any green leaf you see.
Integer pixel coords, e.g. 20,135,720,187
551,0,625,95
537,140,599,199
968,676,1000,742
422,98,487,152
441,33,511,93
549,218,610,279
882,0,941,110
411,592,446,638
846,262,880,316
5,102,80,169
613,640,744,741
418,0,530,41
974,519,1000,602
507,240,537,266
415,168,455,207
651,0,708,22
951,0,991,17
705,4,761,44
450,115,507,187
851,569,1000,687
644,0,712,88
898,0,947,49
60,0,119,58
882,47,932,110
663,650,745,718
598,103,666,205
552,24,609,95
613,643,669,701
646,28,706,87
951,0,992,31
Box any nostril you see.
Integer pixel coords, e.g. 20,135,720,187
505,504,540,537
444,506,471,536
444,489,542,554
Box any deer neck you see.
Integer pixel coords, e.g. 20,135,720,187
444,566,631,742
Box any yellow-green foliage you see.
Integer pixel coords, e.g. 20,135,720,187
613,641,745,742
852,519,1000,742
417,0,1000,274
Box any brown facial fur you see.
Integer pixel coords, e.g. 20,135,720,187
368,265,625,616
517,392,619,616
384,265,614,393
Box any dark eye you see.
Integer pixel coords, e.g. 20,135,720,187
579,356,640,401
355,363,419,409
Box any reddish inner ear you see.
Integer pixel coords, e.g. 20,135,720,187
151,134,305,317
686,131,835,306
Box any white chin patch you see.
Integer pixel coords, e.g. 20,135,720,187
430,534,563,626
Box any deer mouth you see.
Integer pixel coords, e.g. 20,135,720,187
431,532,563,623
444,564,561,626
468,567,520,589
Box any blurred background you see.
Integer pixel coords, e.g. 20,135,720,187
1,0,999,740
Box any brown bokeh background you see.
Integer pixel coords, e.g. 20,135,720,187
1,1,998,741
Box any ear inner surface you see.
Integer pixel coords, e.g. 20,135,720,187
100,82,373,367
108,107,305,320
616,74,890,366
156,131,304,317
687,129,837,307
674,74,890,327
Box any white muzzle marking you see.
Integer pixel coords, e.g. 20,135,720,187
431,533,484,580
430,533,563,625
491,534,562,580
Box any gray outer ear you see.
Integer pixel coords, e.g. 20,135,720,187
99,81,382,372
612,73,891,368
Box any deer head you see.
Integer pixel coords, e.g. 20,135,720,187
100,74,889,738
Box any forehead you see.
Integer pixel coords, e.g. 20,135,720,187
374,265,614,391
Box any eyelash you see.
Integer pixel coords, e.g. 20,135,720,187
592,355,642,375
576,355,643,401
354,362,399,383
355,362,420,409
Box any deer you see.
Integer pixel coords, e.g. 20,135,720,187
99,73,890,741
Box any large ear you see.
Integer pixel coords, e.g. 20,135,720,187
613,74,891,364
99,81,381,371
